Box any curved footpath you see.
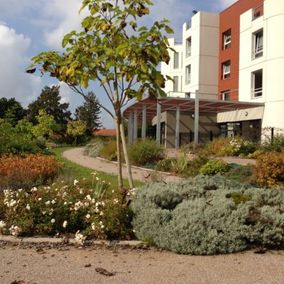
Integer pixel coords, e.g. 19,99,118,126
63,147,183,184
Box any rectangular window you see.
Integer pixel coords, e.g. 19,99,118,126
223,29,231,50
173,52,179,69
186,37,191,57
185,65,191,84
173,76,179,92
252,69,263,98
222,60,231,79
185,92,191,98
253,29,263,59
221,90,230,101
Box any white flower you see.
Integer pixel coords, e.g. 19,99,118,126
91,172,97,176
73,179,79,186
38,198,42,201
86,214,91,219
86,195,92,201
0,220,6,229
51,218,55,224
100,224,105,229
26,204,31,211
62,221,68,228
95,177,100,181
51,200,56,204
74,231,86,246
113,198,119,204
99,211,104,216
91,223,96,230
9,225,21,237
45,201,51,206
31,187,37,192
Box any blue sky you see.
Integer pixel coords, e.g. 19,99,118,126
0,0,236,127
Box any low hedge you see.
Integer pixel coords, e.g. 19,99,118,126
131,175,284,255
0,154,61,190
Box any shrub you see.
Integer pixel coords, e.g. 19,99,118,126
0,119,49,156
0,177,134,240
99,139,117,161
129,139,164,167
255,152,284,188
205,137,257,157
187,155,209,177
261,132,284,152
225,164,255,185
0,155,61,190
85,139,104,158
199,160,230,175
155,158,176,172
205,137,232,156
131,175,284,255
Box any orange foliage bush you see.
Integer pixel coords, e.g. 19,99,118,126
255,152,284,188
0,155,61,189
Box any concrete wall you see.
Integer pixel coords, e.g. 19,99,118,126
161,12,219,100
239,0,284,132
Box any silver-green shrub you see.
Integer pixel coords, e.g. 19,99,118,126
131,175,284,255
85,140,104,158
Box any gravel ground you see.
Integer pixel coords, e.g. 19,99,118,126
0,244,283,284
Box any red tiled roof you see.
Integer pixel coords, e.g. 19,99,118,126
94,129,116,137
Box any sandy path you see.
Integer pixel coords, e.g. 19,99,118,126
63,147,183,184
0,245,283,284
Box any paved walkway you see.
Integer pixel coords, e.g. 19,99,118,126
63,147,183,184
0,245,283,284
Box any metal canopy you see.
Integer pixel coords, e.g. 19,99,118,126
123,96,264,120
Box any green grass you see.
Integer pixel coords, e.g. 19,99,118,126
52,147,144,189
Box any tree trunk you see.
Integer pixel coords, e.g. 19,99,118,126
120,121,134,188
115,114,123,190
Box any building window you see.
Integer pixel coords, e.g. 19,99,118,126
185,92,191,98
251,69,263,98
253,29,263,59
173,76,179,92
222,61,231,79
186,37,191,57
185,65,191,84
221,90,230,101
223,29,231,50
173,52,179,69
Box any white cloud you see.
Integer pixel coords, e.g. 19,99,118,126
42,0,87,48
0,24,42,106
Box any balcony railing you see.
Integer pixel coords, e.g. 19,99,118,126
252,87,263,98
252,3,264,21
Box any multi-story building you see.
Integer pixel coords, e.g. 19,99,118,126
124,0,284,148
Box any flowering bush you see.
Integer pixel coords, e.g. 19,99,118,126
85,140,104,158
255,152,284,188
0,174,134,240
0,155,61,190
205,137,257,157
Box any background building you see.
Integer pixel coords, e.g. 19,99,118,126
124,0,284,148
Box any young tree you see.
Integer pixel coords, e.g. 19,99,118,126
32,109,58,139
29,0,172,190
27,86,71,131
75,92,101,135
67,120,87,145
